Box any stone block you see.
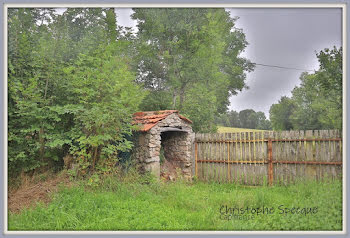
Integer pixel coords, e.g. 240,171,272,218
144,162,160,178
178,145,188,151
150,128,158,135
149,143,158,148
182,167,191,174
145,156,160,163
151,150,160,157
177,141,187,146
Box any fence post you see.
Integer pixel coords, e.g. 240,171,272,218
227,133,230,182
195,142,198,178
268,138,273,186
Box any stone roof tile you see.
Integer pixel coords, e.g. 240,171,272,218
132,110,192,132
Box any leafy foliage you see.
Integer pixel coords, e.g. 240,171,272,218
132,8,254,132
64,43,145,174
269,47,342,131
8,8,145,176
269,96,295,131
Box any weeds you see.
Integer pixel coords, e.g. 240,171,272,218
8,173,342,231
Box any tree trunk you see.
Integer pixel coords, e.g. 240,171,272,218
91,146,98,172
39,77,49,163
179,84,186,110
172,90,177,109
44,78,49,99
39,127,45,162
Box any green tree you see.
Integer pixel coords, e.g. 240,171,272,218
227,110,241,128
64,43,145,173
8,8,145,177
215,109,270,129
317,47,342,94
105,8,118,43
269,96,295,131
132,8,254,132
314,47,342,129
182,84,217,133
215,113,231,127
8,8,54,173
256,111,272,130
289,73,325,130
269,47,342,131
238,109,257,129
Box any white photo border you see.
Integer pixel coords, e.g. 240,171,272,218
1,1,348,236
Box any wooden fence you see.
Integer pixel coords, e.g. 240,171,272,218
194,130,342,185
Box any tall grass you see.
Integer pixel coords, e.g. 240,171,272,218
8,171,342,231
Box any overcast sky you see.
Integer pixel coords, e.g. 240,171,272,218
115,8,342,118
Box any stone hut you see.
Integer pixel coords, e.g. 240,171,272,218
132,110,194,180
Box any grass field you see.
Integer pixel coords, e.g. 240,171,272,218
8,172,342,231
217,126,268,133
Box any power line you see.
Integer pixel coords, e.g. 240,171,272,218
253,62,315,72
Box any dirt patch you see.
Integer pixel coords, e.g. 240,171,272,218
160,159,182,181
8,171,73,213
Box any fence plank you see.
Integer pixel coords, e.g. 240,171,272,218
320,130,327,179
243,132,247,185
231,133,236,183
222,133,226,183
204,133,208,182
197,133,202,180
236,132,241,184
329,130,336,180
335,130,342,179
316,130,321,181
292,130,299,184
311,130,317,181
216,133,221,183
196,133,200,179
212,133,216,182
326,130,332,179
257,132,264,185
219,133,223,183
200,133,204,181
240,132,245,184
273,131,279,185
324,130,332,180
284,131,290,185
300,130,305,183
227,133,231,183
331,130,338,179
252,131,256,185
305,130,313,180
194,130,342,185
220,133,223,183
199,133,203,181
207,133,212,181
286,131,292,185
281,130,286,185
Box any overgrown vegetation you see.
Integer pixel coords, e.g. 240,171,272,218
7,8,254,178
8,7,342,179
8,172,342,231
8,8,146,178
